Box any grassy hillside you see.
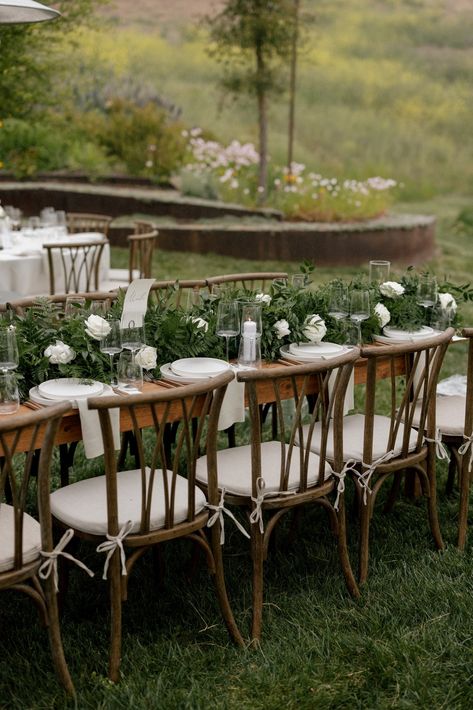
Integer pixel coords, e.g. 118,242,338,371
61,0,473,200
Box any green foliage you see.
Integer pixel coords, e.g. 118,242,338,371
92,99,187,182
0,119,71,178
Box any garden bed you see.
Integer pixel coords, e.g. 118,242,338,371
0,181,435,265
112,214,436,266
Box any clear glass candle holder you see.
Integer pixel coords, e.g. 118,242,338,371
238,333,261,369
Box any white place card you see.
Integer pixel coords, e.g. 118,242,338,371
120,278,155,329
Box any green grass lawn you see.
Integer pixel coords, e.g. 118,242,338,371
2,194,473,708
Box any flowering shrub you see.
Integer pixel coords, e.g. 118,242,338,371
180,131,397,221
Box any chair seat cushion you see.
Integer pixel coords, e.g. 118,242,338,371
196,440,333,497
299,414,419,462
0,504,41,573
50,468,207,536
411,395,465,437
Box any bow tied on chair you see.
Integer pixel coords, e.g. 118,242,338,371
249,477,295,533
206,488,250,544
39,528,94,592
459,433,473,472
424,428,450,462
96,520,134,580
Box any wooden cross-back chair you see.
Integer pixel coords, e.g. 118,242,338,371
0,403,74,694
45,238,109,295
66,212,112,237
49,371,243,682
195,350,360,643
127,229,158,281
418,327,473,549
303,329,454,584
206,272,288,294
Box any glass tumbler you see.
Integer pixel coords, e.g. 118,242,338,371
369,260,391,284
0,372,19,414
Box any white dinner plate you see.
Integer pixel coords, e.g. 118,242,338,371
38,378,104,401
170,357,230,379
280,343,347,362
29,383,113,408
383,325,434,340
160,362,231,384
374,326,436,344
288,341,343,357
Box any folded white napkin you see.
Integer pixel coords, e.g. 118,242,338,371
77,395,121,459
218,368,245,431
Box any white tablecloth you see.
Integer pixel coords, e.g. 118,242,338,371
0,229,110,297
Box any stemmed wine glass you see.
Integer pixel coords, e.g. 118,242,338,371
216,301,239,362
100,320,122,386
328,286,349,322
350,291,370,344
417,275,437,323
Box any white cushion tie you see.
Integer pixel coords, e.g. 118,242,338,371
206,488,250,545
424,428,450,461
331,459,358,512
96,520,133,580
249,477,295,533
357,449,396,505
39,528,94,592
459,434,473,472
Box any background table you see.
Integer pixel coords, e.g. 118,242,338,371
0,229,110,296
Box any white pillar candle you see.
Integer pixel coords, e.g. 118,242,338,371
242,318,257,361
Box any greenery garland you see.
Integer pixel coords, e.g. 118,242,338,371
3,265,471,400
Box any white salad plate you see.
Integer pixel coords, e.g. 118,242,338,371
38,378,104,401
170,357,230,379
281,342,346,362
30,383,112,408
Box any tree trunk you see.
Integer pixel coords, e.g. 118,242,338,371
287,0,300,173
256,41,268,204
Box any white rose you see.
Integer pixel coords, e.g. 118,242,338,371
374,302,391,328
303,314,327,343
274,319,291,339
191,316,209,333
134,346,157,370
84,314,111,341
379,281,405,298
44,340,76,365
255,293,272,305
438,292,457,313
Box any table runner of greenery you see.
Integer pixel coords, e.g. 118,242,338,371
4,266,472,399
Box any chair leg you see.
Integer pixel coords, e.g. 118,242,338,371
336,501,360,598
445,456,457,495
425,453,444,551
383,470,403,514
108,552,123,683
209,525,245,647
250,524,265,644
457,461,470,550
43,577,75,694
358,495,372,585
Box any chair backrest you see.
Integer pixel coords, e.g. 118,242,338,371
87,370,234,538
45,238,109,295
66,213,112,237
134,220,155,235
0,402,69,580
1,291,118,316
127,229,158,281
206,272,288,293
147,279,209,308
461,328,473,440
236,350,359,494
359,328,454,464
